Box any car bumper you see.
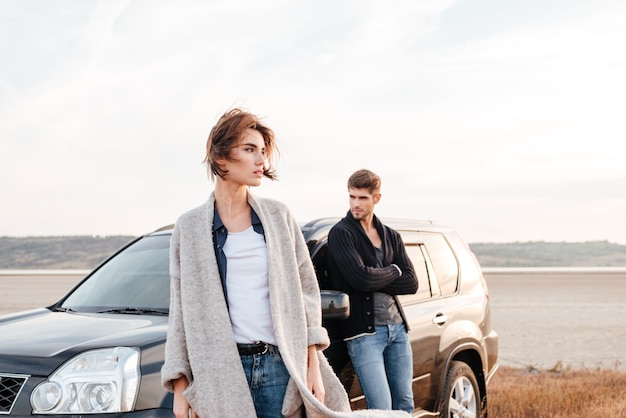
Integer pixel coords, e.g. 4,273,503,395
485,329,499,385
26,410,173,418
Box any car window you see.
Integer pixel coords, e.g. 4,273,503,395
398,244,432,304
421,232,459,296
61,234,171,312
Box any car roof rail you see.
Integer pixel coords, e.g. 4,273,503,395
153,224,175,233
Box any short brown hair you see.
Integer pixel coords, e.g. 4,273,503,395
203,108,279,181
348,169,381,194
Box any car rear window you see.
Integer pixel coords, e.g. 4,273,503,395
421,232,459,295
403,244,433,301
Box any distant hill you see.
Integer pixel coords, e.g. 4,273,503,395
469,240,626,267
0,235,135,269
1,236,625,269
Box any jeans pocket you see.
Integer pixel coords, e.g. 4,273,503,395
268,346,285,363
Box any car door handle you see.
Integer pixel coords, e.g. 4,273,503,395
432,313,448,325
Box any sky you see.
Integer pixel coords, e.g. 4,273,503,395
1,0,625,244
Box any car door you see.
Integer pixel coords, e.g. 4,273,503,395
397,233,452,412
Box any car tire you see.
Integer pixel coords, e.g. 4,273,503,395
439,360,481,418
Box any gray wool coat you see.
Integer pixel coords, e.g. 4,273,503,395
161,192,410,418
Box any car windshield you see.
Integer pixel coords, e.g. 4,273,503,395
60,234,171,313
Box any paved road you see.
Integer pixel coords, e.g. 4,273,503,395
2,269,625,371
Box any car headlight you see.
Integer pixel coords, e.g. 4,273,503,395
31,347,140,414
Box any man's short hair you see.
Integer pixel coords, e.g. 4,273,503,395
348,169,381,195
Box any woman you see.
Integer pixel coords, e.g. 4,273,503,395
161,108,410,418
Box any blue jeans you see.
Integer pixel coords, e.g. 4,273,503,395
239,344,290,418
346,324,414,413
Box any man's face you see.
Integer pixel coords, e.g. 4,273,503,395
348,187,380,221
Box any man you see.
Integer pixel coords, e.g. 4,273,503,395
327,169,418,414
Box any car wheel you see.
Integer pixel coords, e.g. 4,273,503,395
439,360,481,418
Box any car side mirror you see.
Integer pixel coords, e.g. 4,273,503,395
320,290,349,320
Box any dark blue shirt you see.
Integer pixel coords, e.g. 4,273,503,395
212,206,265,302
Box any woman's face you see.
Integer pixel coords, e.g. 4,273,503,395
220,128,267,187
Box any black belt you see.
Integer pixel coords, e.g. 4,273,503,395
237,342,270,356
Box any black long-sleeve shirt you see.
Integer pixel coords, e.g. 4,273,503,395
327,211,418,339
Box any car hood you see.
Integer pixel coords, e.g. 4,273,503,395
0,308,167,375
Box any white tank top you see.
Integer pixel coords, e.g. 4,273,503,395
223,226,276,345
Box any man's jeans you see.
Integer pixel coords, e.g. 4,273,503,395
240,345,289,418
346,324,414,413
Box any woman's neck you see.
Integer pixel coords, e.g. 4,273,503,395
214,181,251,232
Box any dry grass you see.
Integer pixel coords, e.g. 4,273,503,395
488,363,626,418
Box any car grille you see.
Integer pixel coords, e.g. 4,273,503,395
0,374,28,415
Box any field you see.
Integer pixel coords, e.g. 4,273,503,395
485,270,626,372
489,365,626,418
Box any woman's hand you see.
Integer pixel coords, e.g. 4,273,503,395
307,345,326,403
173,377,196,418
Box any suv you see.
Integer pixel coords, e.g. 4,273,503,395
304,218,498,417
0,218,497,417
